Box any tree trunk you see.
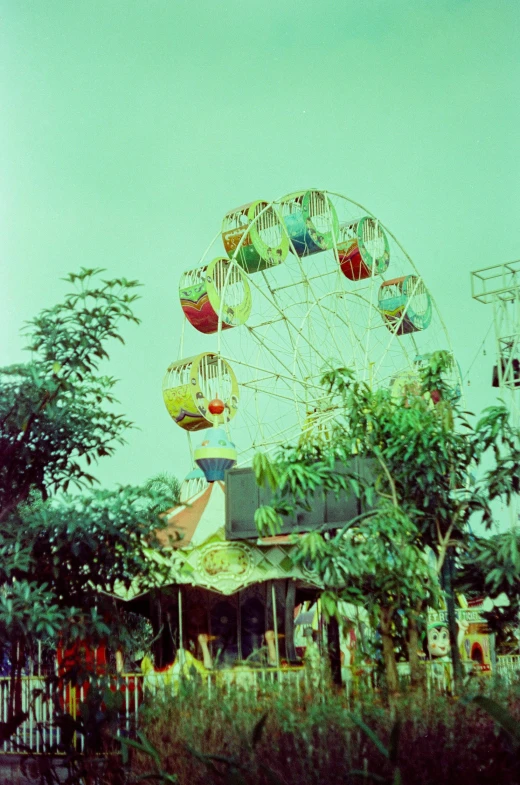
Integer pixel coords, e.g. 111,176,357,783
406,601,425,690
380,606,399,693
9,640,24,721
327,615,342,686
441,550,463,689
284,580,297,662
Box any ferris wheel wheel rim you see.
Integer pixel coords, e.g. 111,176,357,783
174,188,461,462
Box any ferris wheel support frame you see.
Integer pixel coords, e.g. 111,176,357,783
214,190,450,383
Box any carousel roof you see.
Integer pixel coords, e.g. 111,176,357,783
158,481,226,549
114,481,323,600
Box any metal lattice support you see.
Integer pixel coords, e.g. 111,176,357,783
472,260,520,528
471,260,520,401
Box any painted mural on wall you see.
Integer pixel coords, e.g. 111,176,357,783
427,601,495,673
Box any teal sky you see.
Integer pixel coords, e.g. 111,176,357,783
2,1,520,525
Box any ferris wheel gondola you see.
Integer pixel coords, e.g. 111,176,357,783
164,189,456,468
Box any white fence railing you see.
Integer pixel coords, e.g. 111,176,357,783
0,674,141,754
495,655,520,685
2,657,520,753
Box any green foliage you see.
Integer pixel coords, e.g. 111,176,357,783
0,580,65,641
252,452,280,493
186,712,284,785
254,504,284,536
253,351,520,685
0,267,141,520
457,529,520,651
0,267,183,765
255,349,520,572
120,715,281,785
0,267,181,655
470,694,520,748
144,472,182,507
459,529,520,596
120,731,179,783
0,484,175,658
294,504,438,630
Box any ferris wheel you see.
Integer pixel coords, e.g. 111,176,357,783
163,189,455,469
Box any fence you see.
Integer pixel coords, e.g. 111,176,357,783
495,655,520,685
0,673,141,755
344,660,457,696
2,657,520,754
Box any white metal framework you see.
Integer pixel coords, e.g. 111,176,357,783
472,260,520,528
178,190,456,463
472,260,520,398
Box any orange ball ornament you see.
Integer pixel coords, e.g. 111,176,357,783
208,398,225,416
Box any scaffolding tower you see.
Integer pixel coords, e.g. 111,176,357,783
472,260,520,528
472,260,520,404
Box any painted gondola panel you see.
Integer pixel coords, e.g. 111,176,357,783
282,212,326,257
338,218,390,281
180,282,233,334
163,383,209,432
222,201,288,274
163,353,239,432
339,239,373,281
180,258,252,335
379,275,432,335
280,190,339,258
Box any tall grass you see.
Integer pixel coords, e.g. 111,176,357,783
132,678,520,785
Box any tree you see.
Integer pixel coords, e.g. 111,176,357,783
457,528,520,654
0,485,175,650
0,268,180,730
0,267,141,521
254,352,520,689
293,506,437,691
144,472,182,507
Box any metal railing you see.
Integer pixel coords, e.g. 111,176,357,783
206,665,307,696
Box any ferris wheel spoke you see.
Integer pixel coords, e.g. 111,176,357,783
170,189,456,466
221,352,323,400
244,271,333,368
260,269,298,357
239,380,310,406
240,327,299,384
270,267,338,294
292,297,347,384
220,353,296,391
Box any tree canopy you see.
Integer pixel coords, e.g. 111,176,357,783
0,269,179,671
253,351,520,688
0,268,141,521
0,485,176,663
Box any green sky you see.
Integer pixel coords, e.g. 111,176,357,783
2,0,520,524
